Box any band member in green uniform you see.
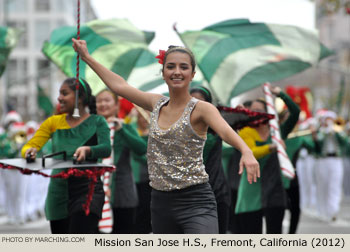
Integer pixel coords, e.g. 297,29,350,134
21,78,111,234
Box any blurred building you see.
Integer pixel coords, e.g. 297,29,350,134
0,0,97,121
314,0,350,117
275,0,350,118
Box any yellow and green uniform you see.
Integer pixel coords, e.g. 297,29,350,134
235,127,272,213
235,91,300,214
21,114,111,220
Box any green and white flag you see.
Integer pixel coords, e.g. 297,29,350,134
42,19,156,95
177,19,333,105
0,26,21,77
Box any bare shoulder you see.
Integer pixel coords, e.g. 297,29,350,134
133,92,163,112
191,100,219,126
194,100,219,115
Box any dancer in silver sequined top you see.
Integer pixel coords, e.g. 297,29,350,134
73,40,260,234
148,96,208,191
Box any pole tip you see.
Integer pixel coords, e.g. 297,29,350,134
72,108,80,118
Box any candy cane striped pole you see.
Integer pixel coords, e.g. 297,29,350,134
263,83,295,179
98,122,116,233
98,171,113,233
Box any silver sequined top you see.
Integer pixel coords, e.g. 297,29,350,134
147,96,209,191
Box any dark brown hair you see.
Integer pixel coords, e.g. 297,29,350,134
63,78,96,114
162,45,196,73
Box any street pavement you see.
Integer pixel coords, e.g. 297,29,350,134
1,197,349,234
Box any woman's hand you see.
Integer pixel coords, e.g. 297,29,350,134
74,146,91,162
269,143,277,153
269,85,282,96
239,150,260,184
72,38,90,61
25,148,38,160
105,187,111,199
107,117,124,131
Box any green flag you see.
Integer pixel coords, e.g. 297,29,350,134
42,19,155,95
37,85,54,116
0,26,21,77
176,19,333,105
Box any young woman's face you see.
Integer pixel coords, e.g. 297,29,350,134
163,52,195,89
96,90,119,119
57,83,75,114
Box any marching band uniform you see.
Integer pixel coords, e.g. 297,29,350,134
109,123,147,233
131,127,152,234
21,113,111,233
203,133,231,234
284,134,317,233
314,114,346,221
235,91,300,233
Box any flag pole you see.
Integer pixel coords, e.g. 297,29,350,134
73,0,81,118
263,82,295,179
134,104,150,124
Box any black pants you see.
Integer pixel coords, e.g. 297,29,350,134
50,212,99,234
69,212,99,234
264,207,285,234
50,218,70,234
151,183,218,234
135,182,152,234
236,207,285,234
217,202,229,234
112,207,136,234
227,189,239,234
236,210,263,234
286,180,301,234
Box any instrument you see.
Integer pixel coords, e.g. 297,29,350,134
287,129,312,139
13,130,27,145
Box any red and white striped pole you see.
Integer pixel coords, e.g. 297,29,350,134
98,171,113,233
98,122,116,233
263,83,295,179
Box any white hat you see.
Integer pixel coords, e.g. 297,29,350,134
3,111,22,127
324,110,337,120
26,120,39,130
7,122,27,138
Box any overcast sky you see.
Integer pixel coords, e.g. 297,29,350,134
91,0,316,52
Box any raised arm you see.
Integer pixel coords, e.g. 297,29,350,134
72,38,162,112
197,102,260,184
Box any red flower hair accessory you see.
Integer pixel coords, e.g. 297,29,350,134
155,50,166,64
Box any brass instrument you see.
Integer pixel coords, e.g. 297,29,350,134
333,117,346,133
13,130,27,145
287,129,313,139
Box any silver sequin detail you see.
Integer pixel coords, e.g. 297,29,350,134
147,96,209,191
